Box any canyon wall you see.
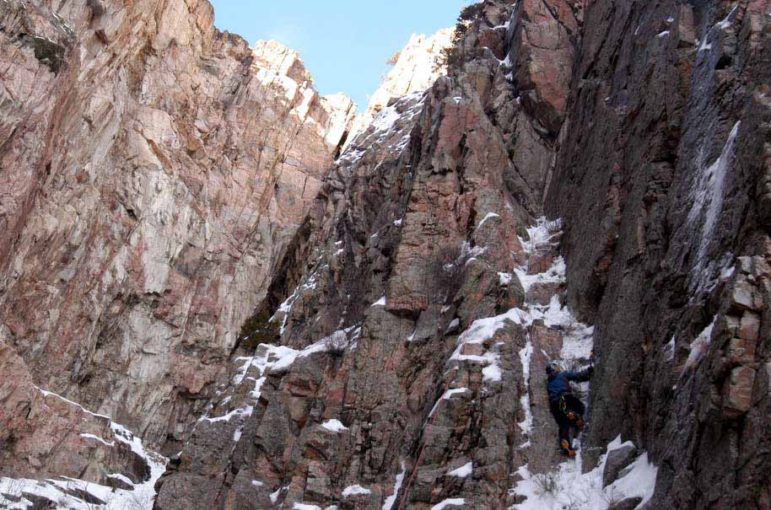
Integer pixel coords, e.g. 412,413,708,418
0,0,355,464
546,0,770,507
0,0,768,509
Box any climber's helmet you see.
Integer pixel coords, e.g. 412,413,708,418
545,360,561,377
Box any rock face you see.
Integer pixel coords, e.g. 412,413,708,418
0,0,355,461
355,28,455,129
546,1,770,507
155,1,592,507
0,0,769,509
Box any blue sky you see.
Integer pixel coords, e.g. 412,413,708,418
209,1,472,109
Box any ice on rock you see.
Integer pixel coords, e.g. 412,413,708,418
684,317,716,370
687,122,740,293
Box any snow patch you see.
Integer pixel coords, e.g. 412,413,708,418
382,462,406,510
511,438,658,510
514,257,566,293
477,212,500,228
448,462,473,478
429,388,469,417
293,504,322,510
342,484,371,497
321,419,349,433
431,498,465,510
483,362,503,382
518,339,534,435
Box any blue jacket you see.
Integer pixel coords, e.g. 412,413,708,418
547,367,592,403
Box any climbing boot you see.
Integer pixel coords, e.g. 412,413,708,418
566,411,578,422
575,416,585,430
560,440,576,458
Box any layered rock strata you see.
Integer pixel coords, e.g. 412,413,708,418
0,0,355,463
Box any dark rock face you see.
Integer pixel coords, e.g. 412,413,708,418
608,497,643,510
546,0,770,508
602,444,638,487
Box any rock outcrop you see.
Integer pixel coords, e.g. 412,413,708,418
0,0,354,463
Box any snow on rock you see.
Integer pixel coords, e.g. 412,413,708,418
684,317,717,370
371,105,402,135
0,415,167,510
342,484,372,497
79,433,115,447
37,388,111,420
686,122,740,293
560,322,595,361
514,257,566,293
482,362,503,382
293,503,323,510
511,438,658,510
270,273,320,335
429,388,470,417
321,419,349,433
447,462,474,478
199,326,359,444
270,487,286,504
372,296,387,306
518,217,563,254
477,212,501,228
518,339,534,435
431,498,466,510
382,462,407,510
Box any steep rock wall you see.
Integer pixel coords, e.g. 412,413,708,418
0,0,355,455
0,0,768,508
546,0,770,507
155,1,592,508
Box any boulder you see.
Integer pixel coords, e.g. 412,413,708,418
603,444,638,487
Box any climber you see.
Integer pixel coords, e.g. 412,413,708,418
545,360,593,458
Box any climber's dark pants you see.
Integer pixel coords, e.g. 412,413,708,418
549,394,585,446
